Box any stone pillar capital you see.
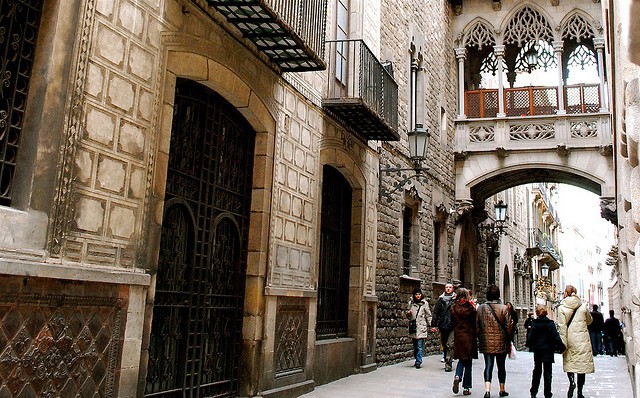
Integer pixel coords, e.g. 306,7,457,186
455,47,467,60
493,45,505,57
593,38,606,50
552,40,564,53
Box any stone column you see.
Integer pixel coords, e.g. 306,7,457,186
553,40,566,115
495,45,506,117
594,38,608,111
455,47,467,119
410,58,418,129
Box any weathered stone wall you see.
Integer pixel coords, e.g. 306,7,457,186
375,0,458,365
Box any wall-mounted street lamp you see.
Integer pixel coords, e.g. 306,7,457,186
379,124,430,201
534,263,551,298
477,200,509,238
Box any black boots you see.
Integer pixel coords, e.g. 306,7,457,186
567,373,576,398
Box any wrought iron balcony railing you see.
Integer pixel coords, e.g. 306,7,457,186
323,39,399,141
204,0,327,71
465,84,601,118
527,228,563,268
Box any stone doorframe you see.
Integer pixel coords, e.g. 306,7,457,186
139,35,277,396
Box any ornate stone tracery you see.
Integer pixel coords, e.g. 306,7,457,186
503,6,554,47
464,21,496,50
562,13,596,43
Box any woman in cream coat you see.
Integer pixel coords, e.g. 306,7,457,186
557,285,594,398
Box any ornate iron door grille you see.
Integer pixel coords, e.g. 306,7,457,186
146,79,255,397
316,165,352,339
0,0,44,206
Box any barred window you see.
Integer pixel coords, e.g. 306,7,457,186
0,0,44,206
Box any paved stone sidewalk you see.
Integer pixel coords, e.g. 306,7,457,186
300,351,632,398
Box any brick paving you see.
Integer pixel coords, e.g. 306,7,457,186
300,351,632,398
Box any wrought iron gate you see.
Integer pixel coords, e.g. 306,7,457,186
146,79,255,397
316,165,352,339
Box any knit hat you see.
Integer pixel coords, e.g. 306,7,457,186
413,287,423,296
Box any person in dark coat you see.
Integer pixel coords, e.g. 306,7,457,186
588,304,605,356
603,310,622,356
524,312,534,342
451,288,477,396
431,282,457,371
526,305,564,398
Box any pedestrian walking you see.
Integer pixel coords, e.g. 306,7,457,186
506,302,519,345
604,310,623,356
557,285,594,398
451,288,477,396
477,284,513,398
431,283,457,371
407,287,433,369
526,305,565,398
588,304,605,356
524,312,534,342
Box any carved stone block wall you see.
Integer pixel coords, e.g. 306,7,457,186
53,0,167,268
268,84,322,290
0,276,125,397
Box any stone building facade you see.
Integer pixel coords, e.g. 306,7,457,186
609,0,640,394
0,0,458,396
1,0,631,397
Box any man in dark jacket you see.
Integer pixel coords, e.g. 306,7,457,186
526,305,564,398
588,304,605,356
604,310,622,356
431,283,456,371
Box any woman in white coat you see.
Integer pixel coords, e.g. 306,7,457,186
557,285,594,398
407,287,433,369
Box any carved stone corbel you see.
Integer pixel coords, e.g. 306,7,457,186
556,144,571,157
495,147,508,158
600,197,618,225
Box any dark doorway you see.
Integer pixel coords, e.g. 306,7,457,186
146,79,255,397
316,165,352,339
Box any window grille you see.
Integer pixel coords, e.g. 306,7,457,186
0,0,45,206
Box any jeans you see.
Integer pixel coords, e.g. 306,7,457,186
455,359,473,389
530,361,552,398
483,353,507,383
441,330,454,366
413,338,424,366
589,331,602,355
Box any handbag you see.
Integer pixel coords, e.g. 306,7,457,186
409,319,417,334
409,304,423,334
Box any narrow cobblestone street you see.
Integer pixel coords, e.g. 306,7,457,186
300,351,632,398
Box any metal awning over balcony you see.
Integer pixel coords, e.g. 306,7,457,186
204,0,327,72
323,39,399,141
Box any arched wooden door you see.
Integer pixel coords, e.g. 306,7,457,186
146,79,255,397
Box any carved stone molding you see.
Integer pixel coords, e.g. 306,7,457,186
599,144,613,156
49,0,98,256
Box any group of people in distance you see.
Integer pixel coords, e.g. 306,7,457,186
407,283,617,398
585,304,624,357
